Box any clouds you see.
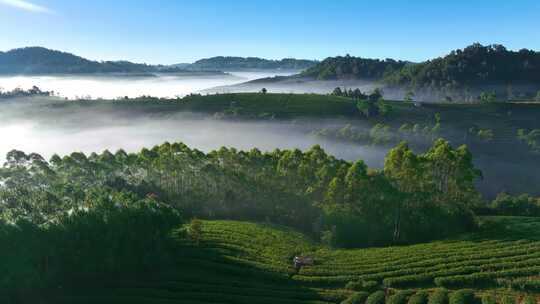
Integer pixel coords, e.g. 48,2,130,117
0,0,53,13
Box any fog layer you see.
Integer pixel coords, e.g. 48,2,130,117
0,97,386,166
0,71,296,99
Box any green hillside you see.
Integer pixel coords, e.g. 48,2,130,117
384,44,540,88
55,217,540,303
188,56,318,71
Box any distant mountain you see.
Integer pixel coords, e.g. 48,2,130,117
0,47,316,75
0,47,163,75
300,55,408,80
187,56,318,71
383,43,540,89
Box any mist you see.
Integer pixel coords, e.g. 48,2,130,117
0,71,297,99
0,97,387,166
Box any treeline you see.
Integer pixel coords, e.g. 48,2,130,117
1,139,480,248
313,116,442,148
0,86,53,99
481,193,540,217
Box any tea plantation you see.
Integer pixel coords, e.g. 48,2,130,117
53,216,540,303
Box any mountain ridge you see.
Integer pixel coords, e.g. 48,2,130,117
0,47,318,75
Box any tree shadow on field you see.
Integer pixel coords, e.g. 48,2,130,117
54,225,348,304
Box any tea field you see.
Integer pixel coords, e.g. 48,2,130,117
55,216,540,303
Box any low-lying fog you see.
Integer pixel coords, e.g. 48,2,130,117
0,71,297,99
0,97,386,166
2,97,538,198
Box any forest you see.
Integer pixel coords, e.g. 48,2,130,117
383,44,540,89
300,55,407,80
2,135,540,303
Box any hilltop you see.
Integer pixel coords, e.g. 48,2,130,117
240,44,540,101
300,55,407,80
384,43,540,89
187,56,317,71
0,47,169,75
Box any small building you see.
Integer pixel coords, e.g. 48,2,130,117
293,256,314,269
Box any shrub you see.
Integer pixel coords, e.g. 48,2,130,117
345,280,379,292
501,295,515,304
428,289,449,304
362,280,380,292
480,294,496,304
366,291,386,304
388,290,415,304
408,291,429,304
188,218,203,245
522,295,536,304
345,281,363,291
449,289,477,304
342,292,370,304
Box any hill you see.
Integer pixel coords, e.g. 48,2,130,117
0,47,222,75
0,47,317,75
384,43,540,90
300,55,407,80
188,56,318,71
53,217,540,303
0,47,165,75
244,44,540,101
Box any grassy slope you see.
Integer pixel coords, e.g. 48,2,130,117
62,93,540,131
87,93,359,119
79,93,540,133
57,217,540,303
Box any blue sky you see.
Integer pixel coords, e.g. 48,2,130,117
1,0,539,64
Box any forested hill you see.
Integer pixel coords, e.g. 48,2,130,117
383,43,540,89
187,56,318,71
297,44,540,88
0,47,168,74
300,55,408,80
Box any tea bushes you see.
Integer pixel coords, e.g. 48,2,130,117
428,289,449,304
366,291,386,304
449,289,477,304
341,292,370,304
408,291,429,304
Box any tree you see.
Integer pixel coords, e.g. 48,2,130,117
477,129,494,142
332,87,343,96
357,100,378,118
384,142,422,241
479,91,497,103
260,88,267,94
188,218,203,245
369,88,383,102
536,90,540,101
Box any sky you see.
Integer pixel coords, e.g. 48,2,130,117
1,0,539,64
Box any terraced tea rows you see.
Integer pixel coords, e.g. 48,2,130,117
56,217,540,303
